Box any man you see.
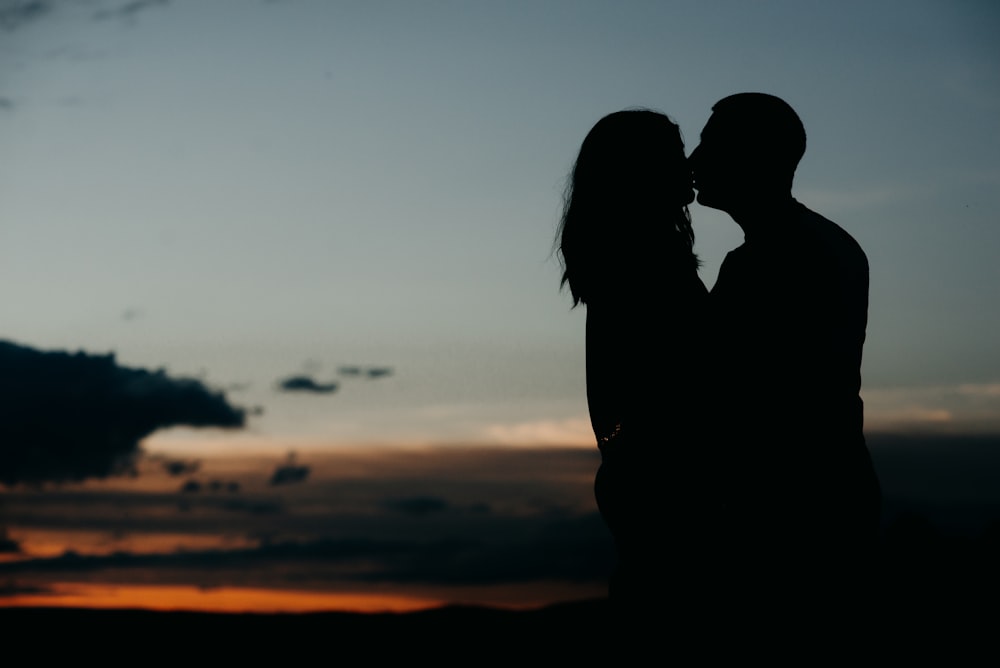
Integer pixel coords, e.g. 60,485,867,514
688,93,882,625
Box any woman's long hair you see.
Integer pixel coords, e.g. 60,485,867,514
556,109,697,307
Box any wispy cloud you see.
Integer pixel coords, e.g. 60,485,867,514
863,381,1000,433
336,365,394,379
92,0,168,23
482,417,593,446
956,383,1000,397
0,0,171,44
798,166,1000,215
121,307,142,321
0,1,51,32
795,182,930,213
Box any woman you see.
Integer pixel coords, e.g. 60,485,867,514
555,109,715,622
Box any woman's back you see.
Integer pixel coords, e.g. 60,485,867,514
585,252,708,461
555,109,716,618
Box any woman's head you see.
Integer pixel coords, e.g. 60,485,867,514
557,109,696,306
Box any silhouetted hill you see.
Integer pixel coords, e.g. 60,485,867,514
2,583,994,659
0,598,616,659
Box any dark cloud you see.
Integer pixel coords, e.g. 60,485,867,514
0,339,247,486
268,451,310,487
218,497,279,515
380,496,450,517
179,495,283,517
0,98,13,110
161,458,200,477
0,517,613,588
0,1,50,32
0,444,614,595
270,462,310,486
0,529,21,554
180,478,241,494
276,375,338,394
0,581,49,597
2,488,288,541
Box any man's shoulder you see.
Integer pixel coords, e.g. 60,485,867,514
798,203,868,267
717,243,750,271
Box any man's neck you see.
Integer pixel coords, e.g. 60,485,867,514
728,194,800,241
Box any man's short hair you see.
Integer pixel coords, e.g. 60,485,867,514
711,92,806,177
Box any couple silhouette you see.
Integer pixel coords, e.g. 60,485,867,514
557,93,882,644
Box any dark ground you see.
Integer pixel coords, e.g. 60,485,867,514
2,580,996,662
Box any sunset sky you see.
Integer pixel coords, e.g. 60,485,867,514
2,0,999,613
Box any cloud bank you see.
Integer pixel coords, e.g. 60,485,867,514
0,339,247,486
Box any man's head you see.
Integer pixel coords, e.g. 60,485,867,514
689,93,806,212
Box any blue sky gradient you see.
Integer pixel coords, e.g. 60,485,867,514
1,0,999,612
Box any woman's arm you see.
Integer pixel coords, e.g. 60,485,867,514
585,304,623,447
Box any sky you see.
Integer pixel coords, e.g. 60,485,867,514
1,0,999,614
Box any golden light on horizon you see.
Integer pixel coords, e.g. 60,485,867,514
1,581,603,614
2,583,447,614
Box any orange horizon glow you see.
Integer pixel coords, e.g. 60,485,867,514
1,583,450,614
1,580,604,615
